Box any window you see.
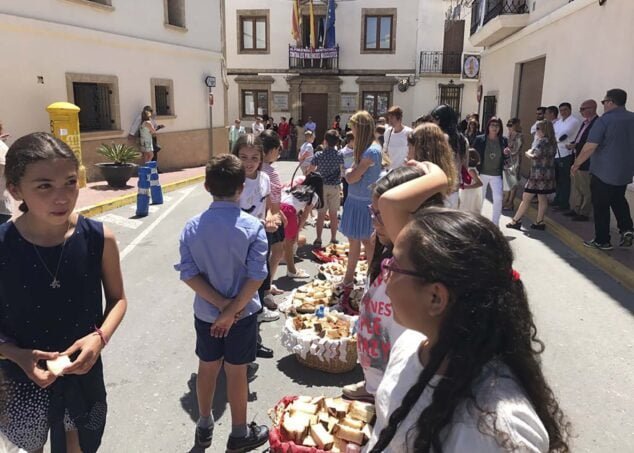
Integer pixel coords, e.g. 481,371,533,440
439,84,464,117
242,90,269,118
241,17,267,51
482,95,497,128
73,82,114,132
362,92,390,119
151,78,175,117
237,10,270,54
164,0,186,28
361,9,396,53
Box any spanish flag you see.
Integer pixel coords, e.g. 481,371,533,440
291,0,301,43
309,0,317,49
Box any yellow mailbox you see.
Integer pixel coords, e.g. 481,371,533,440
46,102,87,188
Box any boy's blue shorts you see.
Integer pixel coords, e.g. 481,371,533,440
194,314,257,365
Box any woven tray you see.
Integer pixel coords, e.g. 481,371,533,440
295,339,357,374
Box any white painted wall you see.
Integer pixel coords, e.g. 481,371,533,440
479,0,634,122
0,0,221,52
0,9,223,144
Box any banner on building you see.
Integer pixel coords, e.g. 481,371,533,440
289,47,338,59
461,53,481,81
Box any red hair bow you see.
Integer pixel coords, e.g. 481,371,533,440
511,269,521,281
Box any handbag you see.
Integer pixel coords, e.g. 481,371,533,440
461,165,472,186
288,164,321,204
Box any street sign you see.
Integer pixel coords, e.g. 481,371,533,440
205,76,216,88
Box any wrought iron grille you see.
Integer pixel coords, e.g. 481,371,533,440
420,51,462,74
471,0,529,35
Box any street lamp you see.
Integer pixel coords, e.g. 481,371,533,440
205,75,216,159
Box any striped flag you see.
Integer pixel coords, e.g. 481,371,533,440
291,0,301,43
309,0,317,49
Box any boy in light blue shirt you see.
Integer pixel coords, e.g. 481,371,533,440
175,154,269,451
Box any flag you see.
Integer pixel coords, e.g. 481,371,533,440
309,0,317,49
324,0,336,48
291,0,301,44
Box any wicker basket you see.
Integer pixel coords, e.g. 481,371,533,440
295,339,358,374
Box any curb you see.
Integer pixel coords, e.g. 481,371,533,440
77,174,205,218
524,204,634,292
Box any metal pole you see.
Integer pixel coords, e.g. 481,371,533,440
208,86,214,159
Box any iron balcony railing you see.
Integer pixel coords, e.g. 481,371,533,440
289,45,339,71
419,51,462,75
470,0,529,35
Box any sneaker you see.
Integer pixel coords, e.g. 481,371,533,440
342,381,374,402
195,424,214,449
226,422,269,453
620,231,633,247
583,239,613,251
257,307,280,323
287,269,310,278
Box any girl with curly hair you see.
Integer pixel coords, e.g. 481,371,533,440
366,207,570,452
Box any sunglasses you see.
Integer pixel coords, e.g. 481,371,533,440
601,99,612,105
381,257,427,281
368,204,383,225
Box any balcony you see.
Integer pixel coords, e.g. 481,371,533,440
470,0,529,47
289,45,339,73
419,51,462,76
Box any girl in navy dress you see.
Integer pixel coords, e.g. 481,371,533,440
0,133,127,453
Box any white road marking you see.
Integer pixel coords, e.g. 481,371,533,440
96,213,143,230
120,186,195,260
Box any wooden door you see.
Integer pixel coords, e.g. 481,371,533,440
443,20,464,74
301,93,328,145
516,57,546,176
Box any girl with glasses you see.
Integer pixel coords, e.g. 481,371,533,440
367,208,570,452
343,162,447,404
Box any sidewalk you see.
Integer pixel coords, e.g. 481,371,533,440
520,190,634,291
75,165,205,217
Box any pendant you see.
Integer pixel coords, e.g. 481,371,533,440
489,153,496,160
50,278,61,289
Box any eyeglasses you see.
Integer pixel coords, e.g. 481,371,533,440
579,107,591,111
368,204,383,225
381,257,427,281
601,99,612,105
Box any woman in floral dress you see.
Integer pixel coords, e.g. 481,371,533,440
506,120,557,231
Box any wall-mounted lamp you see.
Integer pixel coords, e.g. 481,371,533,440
37,76,44,84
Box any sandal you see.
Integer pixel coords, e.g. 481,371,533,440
506,219,522,231
287,269,310,279
313,239,322,248
530,221,546,231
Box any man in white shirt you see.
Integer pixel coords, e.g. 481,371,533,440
228,119,246,151
552,102,581,211
252,116,265,136
304,116,317,133
0,122,13,224
530,106,546,147
383,106,412,171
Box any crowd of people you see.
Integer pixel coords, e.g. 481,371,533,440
0,88,631,452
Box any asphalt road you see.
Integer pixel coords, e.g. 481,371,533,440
51,161,633,452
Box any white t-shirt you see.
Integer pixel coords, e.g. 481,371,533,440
239,171,270,220
0,140,13,216
341,145,355,170
366,331,550,453
384,126,412,171
281,188,317,212
252,122,265,136
299,142,314,168
357,274,406,394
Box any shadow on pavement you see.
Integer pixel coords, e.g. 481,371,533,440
276,354,363,387
180,365,261,424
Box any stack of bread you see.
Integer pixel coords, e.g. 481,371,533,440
271,396,375,452
291,313,352,341
284,280,336,314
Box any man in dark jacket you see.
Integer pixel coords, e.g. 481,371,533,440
564,100,599,221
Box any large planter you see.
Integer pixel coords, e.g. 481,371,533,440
95,163,137,188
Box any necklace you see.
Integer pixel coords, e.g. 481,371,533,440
32,221,72,289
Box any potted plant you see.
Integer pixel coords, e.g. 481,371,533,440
95,143,140,188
